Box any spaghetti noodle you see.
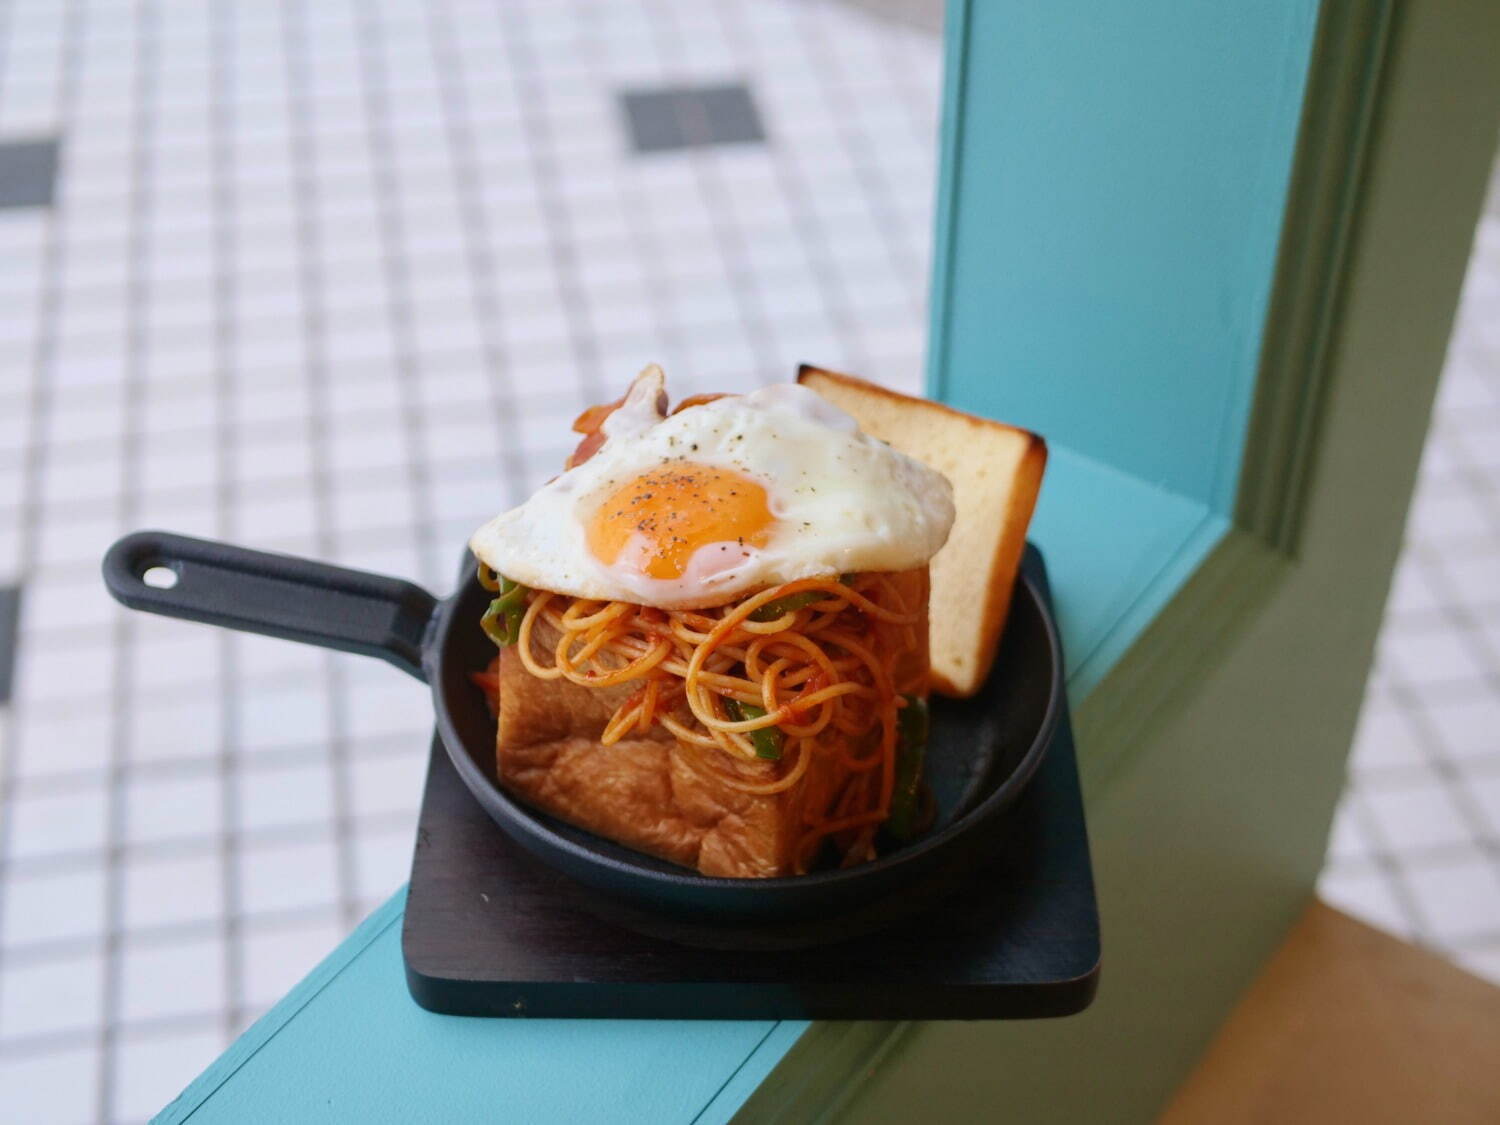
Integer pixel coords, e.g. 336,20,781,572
488,565,928,872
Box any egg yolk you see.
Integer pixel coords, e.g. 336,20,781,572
587,464,774,581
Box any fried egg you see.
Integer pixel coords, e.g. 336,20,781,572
469,367,955,608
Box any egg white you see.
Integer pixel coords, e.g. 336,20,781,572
469,375,955,609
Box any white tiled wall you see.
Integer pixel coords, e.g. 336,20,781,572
0,1,1495,1122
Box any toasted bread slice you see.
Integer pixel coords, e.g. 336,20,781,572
798,366,1046,698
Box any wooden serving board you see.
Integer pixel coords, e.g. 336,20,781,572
401,563,1100,1020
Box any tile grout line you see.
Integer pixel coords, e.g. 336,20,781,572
0,723,433,802
350,0,442,589
1322,831,1500,877
1435,404,1500,542
1409,550,1500,691
0,435,531,538
96,0,158,1114
1340,788,1432,943
0,805,421,883
1348,752,1500,792
0,898,360,977
1385,562,1500,873
424,0,529,510
3,1010,230,1065
209,0,247,1048
281,0,360,936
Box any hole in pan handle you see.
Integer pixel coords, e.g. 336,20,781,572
101,530,441,682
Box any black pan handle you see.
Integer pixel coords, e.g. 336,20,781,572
103,530,441,682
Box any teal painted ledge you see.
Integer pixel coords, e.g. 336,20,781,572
1030,446,1227,700
158,890,784,1125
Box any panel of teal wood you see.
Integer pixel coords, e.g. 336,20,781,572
928,0,1319,514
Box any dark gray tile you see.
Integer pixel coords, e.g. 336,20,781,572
621,90,686,153
0,137,60,209
619,84,765,153
0,584,19,704
697,84,765,147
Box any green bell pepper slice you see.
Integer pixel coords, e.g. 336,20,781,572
723,698,784,760
480,573,529,648
748,574,857,622
885,693,930,841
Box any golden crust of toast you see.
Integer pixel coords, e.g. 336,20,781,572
797,366,1046,698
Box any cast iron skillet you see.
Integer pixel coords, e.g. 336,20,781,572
103,530,1062,934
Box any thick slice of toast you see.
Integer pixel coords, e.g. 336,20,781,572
798,366,1046,698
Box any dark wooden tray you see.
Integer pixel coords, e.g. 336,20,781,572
401,553,1100,1019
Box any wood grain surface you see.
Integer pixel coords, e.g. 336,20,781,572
1159,902,1500,1125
